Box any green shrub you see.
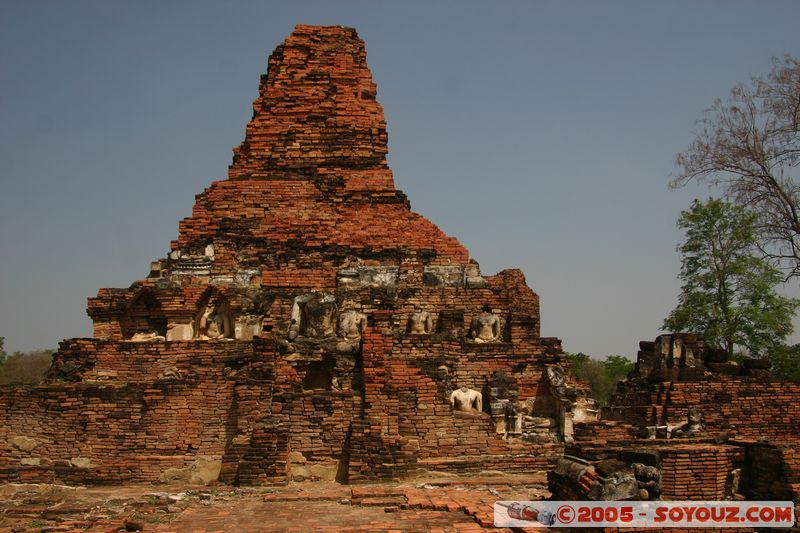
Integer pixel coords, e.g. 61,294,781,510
0,349,54,385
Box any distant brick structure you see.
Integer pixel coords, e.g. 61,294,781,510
603,334,800,443
549,334,800,526
0,25,594,485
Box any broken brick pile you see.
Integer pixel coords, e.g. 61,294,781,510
0,25,588,487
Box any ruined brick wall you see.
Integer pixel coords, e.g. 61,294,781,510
552,334,800,509
607,335,800,443
49,339,262,382
365,339,561,457
550,441,745,503
273,391,361,469
0,339,276,484
658,445,744,500
0,382,231,484
608,379,800,442
740,443,800,527
741,443,798,499
342,327,573,480
573,420,639,444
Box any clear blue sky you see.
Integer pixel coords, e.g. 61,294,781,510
1,1,799,357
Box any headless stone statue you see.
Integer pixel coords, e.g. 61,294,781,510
198,302,229,340
338,309,368,341
504,402,522,435
725,468,742,499
671,408,707,438
632,463,662,500
199,308,223,339
289,293,336,340
469,306,501,343
207,312,225,338
408,310,433,334
450,386,483,414
546,366,566,388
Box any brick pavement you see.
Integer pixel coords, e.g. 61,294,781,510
0,474,549,532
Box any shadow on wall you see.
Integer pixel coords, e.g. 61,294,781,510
121,291,167,339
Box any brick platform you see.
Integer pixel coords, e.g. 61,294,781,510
0,475,549,532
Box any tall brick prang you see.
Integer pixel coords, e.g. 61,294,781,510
229,25,392,183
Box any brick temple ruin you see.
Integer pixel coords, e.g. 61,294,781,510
0,25,798,523
0,25,596,486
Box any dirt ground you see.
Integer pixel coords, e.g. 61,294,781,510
0,472,549,532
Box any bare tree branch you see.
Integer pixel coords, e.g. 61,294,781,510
670,55,800,279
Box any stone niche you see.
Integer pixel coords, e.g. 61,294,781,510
121,291,167,340
302,360,335,391
437,309,465,337
166,321,194,341
486,371,522,436
482,368,580,443
235,315,263,341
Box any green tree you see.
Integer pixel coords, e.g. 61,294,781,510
769,344,800,382
603,355,635,380
0,348,54,385
0,337,6,362
663,198,799,357
566,352,635,406
565,352,590,368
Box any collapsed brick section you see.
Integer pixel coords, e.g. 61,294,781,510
550,441,745,500
0,25,592,486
